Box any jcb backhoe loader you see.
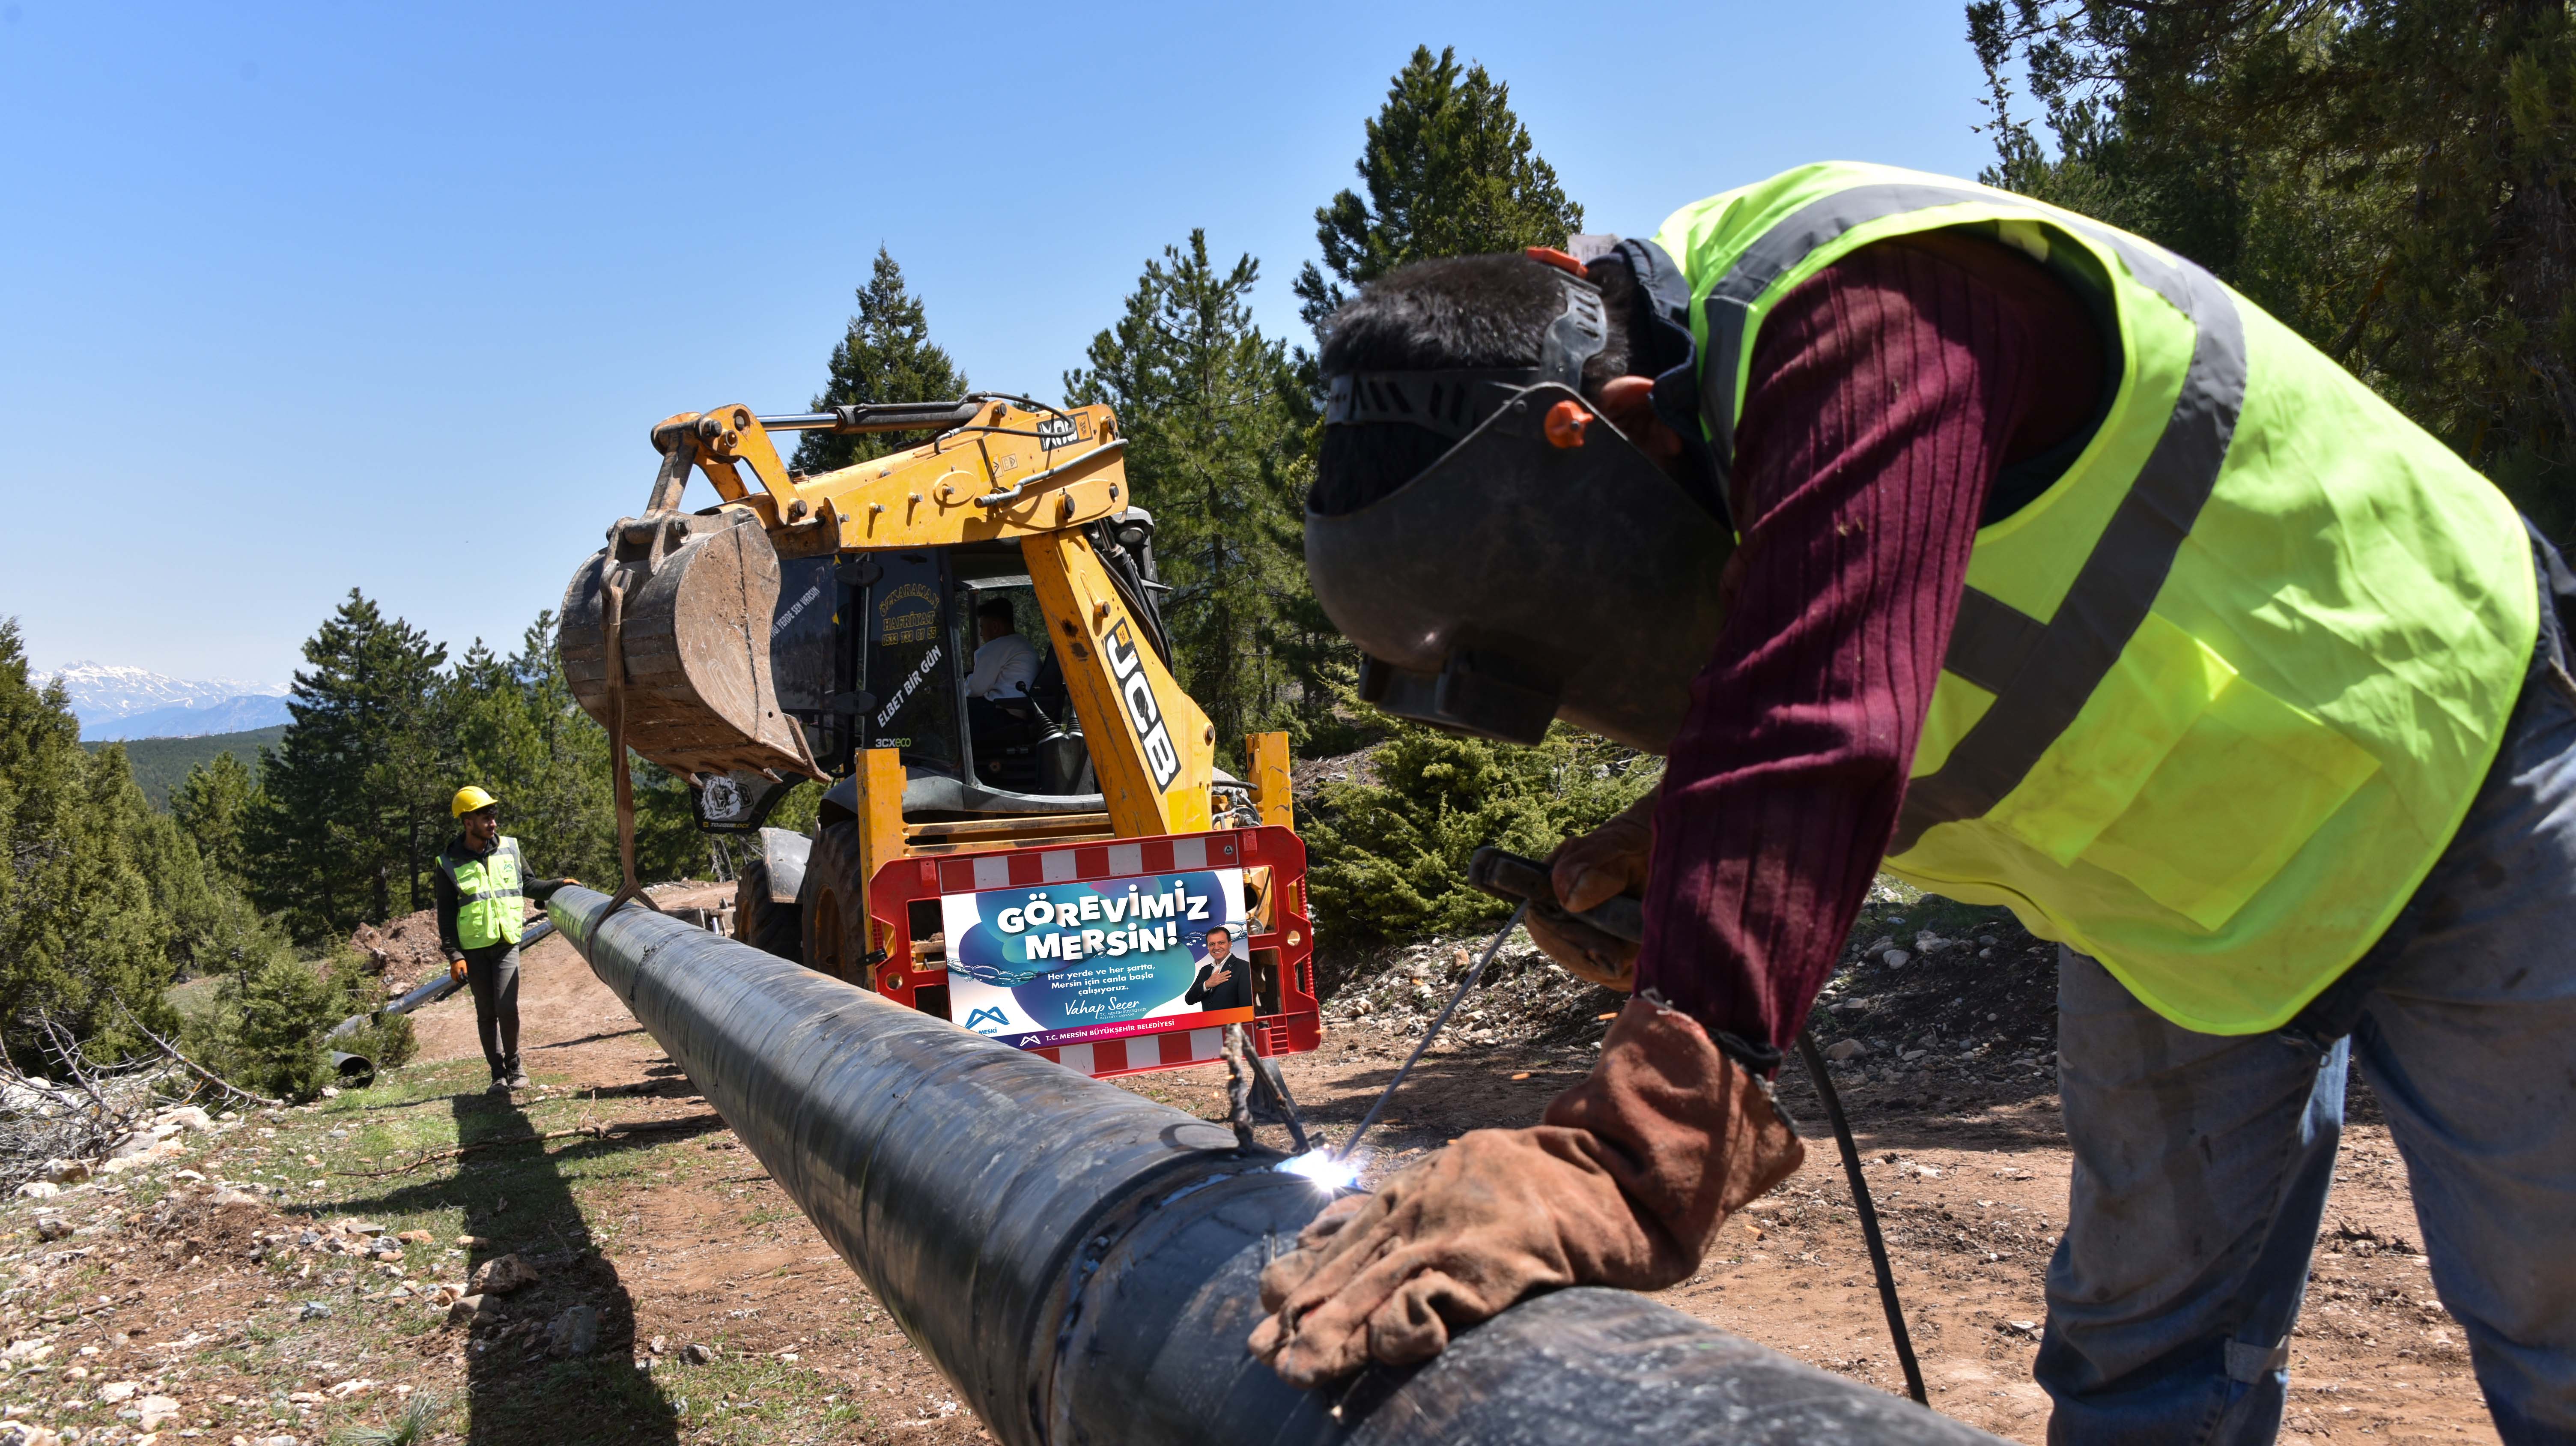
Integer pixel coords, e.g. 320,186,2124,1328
557,397,1318,1079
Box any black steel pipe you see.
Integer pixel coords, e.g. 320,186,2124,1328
326,919,557,1045
548,884,2002,1445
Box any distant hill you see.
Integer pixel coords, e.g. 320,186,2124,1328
36,660,288,737
83,693,293,741
87,726,286,809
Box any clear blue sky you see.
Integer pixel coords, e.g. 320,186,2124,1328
0,0,1999,684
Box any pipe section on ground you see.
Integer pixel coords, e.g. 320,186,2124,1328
327,918,561,1054
547,884,2003,1446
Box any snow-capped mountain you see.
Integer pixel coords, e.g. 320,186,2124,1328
38,662,291,739
83,695,294,741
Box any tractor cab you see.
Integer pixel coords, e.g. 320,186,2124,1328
674,512,1163,835
862,537,1106,816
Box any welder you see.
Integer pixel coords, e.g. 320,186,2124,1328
1252,164,2576,1445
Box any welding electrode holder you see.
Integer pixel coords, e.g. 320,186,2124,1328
1468,845,1645,944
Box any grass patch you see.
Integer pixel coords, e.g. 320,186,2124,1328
166,973,226,1025
651,1343,948,1438
0,1052,737,1444
330,1388,444,1444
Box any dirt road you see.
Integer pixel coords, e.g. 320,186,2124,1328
451,896,2499,1443
1204,1020,2496,1444
404,893,991,1443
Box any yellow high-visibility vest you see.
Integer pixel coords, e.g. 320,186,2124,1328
439,836,526,951
1655,163,2535,1034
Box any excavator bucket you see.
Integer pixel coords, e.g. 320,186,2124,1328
558,508,823,782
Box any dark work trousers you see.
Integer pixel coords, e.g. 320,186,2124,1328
459,941,521,1080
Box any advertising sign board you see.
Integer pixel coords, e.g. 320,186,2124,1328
937,866,1254,1052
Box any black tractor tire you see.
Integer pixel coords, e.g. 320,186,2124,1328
801,822,874,986
733,855,805,963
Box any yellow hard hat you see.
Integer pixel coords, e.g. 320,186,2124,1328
451,785,501,818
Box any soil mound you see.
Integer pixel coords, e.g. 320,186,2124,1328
1316,878,2066,1085
1322,932,1628,1051
350,910,447,992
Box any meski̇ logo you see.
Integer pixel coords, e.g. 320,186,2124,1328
963,1006,1012,1036
1103,620,1182,789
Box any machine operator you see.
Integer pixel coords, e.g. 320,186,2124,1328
964,595,1041,756
964,597,1038,706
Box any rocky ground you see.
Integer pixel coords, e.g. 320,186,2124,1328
0,880,2504,1444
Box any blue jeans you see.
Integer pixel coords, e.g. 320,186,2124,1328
2038,606,2576,1444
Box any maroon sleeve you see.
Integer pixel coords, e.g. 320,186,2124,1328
1631,233,2098,1054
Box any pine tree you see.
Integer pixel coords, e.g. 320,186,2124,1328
1065,233,1309,754
116,761,223,974
791,248,972,476
1969,0,2576,529
1292,45,1586,337
1302,726,1659,944
248,591,452,939
0,621,180,1065
1270,46,1590,749
172,751,256,887
188,947,347,1101
448,612,614,884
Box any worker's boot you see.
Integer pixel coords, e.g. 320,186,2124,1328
503,1060,530,1090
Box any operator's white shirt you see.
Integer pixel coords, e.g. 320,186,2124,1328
965,632,1039,701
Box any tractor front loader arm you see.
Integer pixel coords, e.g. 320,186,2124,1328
1022,529,1214,838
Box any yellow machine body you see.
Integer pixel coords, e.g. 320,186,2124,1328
560,397,1295,983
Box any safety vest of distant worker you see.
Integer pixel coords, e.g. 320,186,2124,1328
1656,161,2537,1035
436,837,528,951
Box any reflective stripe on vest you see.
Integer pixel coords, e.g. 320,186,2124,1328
1656,163,2535,1034
1709,188,2251,853
441,837,526,950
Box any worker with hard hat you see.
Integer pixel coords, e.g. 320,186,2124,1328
1257,163,2576,1443
434,786,577,1093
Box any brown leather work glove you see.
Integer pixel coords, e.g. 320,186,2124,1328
1248,996,1802,1386
1526,792,1656,990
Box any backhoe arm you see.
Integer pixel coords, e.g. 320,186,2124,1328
1022,529,1214,837
650,399,1134,548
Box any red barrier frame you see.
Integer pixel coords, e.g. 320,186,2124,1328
865,825,1320,1079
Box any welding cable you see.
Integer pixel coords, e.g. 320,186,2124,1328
1794,1026,1928,1406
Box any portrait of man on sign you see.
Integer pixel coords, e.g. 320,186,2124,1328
1185,925,1252,1013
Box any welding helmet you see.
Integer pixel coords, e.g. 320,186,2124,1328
1304,238,1734,754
